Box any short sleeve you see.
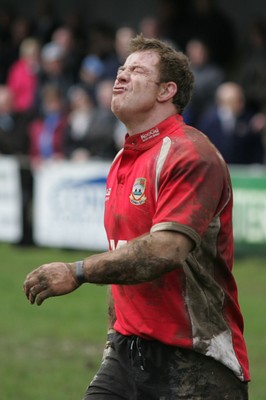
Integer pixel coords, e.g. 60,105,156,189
151,134,231,244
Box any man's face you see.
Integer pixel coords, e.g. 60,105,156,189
111,50,161,122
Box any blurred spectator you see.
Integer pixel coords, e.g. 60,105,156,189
197,82,265,164
32,0,59,44
115,26,136,66
79,23,117,99
188,0,237,69
138,15,177,48
88,79,118,159
79,55,105,99
82,22,118,81
61,9,86,48
63,80,117,161
34,41,74,114
157,0,236,69
238,18,266,114
5,15,33,67
0,12,33,85
7,37,40,115
184,37,225,126
0,85,29,157
51,25,83,83
62,84,96,161
139,16,160,39
88,25,137,100
28,83,68,166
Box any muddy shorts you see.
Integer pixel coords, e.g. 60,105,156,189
83,331,248,400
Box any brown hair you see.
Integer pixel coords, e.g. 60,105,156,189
128,35,194,113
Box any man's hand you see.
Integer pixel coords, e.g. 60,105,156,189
23,262,80,306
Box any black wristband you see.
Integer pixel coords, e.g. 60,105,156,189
75,260,86,284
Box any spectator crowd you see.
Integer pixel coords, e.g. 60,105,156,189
0,0,266,242
1,0,266,165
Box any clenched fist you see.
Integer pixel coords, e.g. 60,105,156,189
23,262,80,306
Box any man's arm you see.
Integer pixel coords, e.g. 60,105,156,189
23,230,193,305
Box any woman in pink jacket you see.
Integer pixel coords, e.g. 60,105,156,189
7,37,40,114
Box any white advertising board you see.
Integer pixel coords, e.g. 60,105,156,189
33,160,111,251
0,156,22,242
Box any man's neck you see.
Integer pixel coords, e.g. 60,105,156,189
125,107,178,136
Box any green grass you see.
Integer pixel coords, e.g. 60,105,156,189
234,257,266,400
0,243,107,400
0,243,265,399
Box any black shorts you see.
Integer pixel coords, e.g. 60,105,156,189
83,331,248,400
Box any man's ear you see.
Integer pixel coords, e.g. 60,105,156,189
157,82,177,103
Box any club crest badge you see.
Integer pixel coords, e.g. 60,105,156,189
129,178,147,205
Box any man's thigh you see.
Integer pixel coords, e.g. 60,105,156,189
82,334,248,400
82,334,135,400
165,347,249,400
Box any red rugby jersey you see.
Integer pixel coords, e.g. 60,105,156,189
104,114,250,381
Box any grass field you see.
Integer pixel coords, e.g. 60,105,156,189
0,243,265,399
